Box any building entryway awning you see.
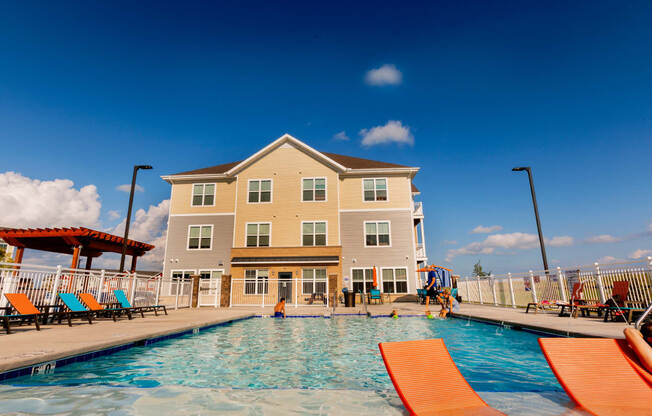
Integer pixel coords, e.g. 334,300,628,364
231,255,339,265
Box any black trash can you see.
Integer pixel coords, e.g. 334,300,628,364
344,291,356,307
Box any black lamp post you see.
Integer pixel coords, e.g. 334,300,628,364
119,165,152,272
512,166,549,272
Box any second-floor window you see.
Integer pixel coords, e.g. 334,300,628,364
188,225,212,250
302,221,326,246
365,221,390,246
192,184,215,206
302,178,326,201
363,178,387,201
248,179,272,203
247,223,270,247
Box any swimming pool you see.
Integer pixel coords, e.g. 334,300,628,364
0,317,581,415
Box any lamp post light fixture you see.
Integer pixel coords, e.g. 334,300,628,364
119,164,153,273
512,166,549,272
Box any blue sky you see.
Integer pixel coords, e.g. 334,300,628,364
1,1,651,273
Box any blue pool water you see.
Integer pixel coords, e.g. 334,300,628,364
5,317,561,392
0,317,578,415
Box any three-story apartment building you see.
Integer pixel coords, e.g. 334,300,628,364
161,134,427,302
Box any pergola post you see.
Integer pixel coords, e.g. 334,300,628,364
71,246,81,270
14,247,24,264
130,255,138,273
85,256,93,270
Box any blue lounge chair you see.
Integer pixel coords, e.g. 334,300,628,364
113,290,167,316
58,293,94,326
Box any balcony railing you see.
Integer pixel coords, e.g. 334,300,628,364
416,244,427,260
413,201,424,218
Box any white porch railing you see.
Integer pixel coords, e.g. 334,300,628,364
230,278,329,308
457,257,652,309
0,262,192,311
416,244,427,259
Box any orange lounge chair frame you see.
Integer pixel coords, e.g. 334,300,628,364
378,339,505,415
78,293,133,321
2,293,42,334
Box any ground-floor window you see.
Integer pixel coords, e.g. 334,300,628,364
170,270,194,295
199,270,223,280
352,268,374,293
382,267,408,294
244,269,269,294
171,270,194,281
302,268,327,294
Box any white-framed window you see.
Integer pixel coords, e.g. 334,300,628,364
302,221,327,246
244,269,269,294
0,242,7,252
302,177,327,201
363,178,388,201
302,268,327,294
352,268,374,293
246,223,271,247
170,270,194,295
191,183,215,206
198,270,223,280
248,179,272,203
364,221,391,247
187,225,212,250
381,267,408,294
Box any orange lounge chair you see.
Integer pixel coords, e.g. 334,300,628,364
2,293,42,334
378,339,505,415
539,337,652,416
79,293,133,321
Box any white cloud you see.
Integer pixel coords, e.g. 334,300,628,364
446,232,540,261
597,255,623,264
586,234,620,244
108,210,121,220
360,120,414,147
629,249,652,259
116,184,144,193
364,64,402,86
548,236,574,247
111,199,170,268
446,232,574,261
333,131,350,141
0,171,101,228
470,225,503,234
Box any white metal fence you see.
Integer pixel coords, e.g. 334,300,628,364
0,262,192,311
458,258,652,308
230,277,329,307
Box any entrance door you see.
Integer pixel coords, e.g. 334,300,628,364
278,272,292,304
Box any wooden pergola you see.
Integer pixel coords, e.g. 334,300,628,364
0,227,155,271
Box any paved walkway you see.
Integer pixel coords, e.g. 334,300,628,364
0,308,253,373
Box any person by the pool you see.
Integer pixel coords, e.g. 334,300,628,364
274,298,286,318
437,288,460,318
425,270,438,310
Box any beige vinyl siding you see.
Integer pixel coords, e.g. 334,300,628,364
233,143,340,247
169,180,237,215
339,176,412,210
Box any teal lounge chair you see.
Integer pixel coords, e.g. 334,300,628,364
113,290,167,316
57,293,95,326
369,289,383,304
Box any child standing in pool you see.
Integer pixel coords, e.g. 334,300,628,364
437,288,460,318
274,298,286,318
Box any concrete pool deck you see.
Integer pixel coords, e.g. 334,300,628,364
0,301,629,375
0,308,253,374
